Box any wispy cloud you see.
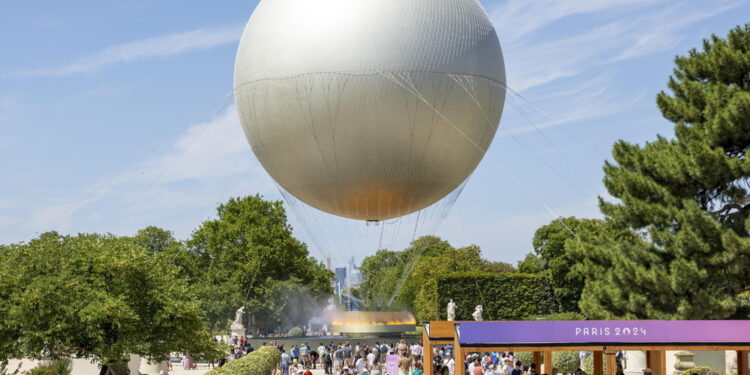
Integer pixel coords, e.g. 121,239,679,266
16,25,242,77
497,0,742,91
110,104,251,186
491,0,659,43
499,74,647,137
4,103,276,242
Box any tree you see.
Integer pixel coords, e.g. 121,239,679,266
480,260,516,273
358,236,456,311
411,244,484,321
533,217,609,312
394,236,463,311
357,236,487,317
358,249,404,310
517,253,543,274
0,232,217,370
571,24,750,319
188,195,333,332
132,226,179,254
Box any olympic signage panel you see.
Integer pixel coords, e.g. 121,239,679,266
458,320,750,346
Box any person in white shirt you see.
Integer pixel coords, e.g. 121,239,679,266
367,349,376,367
502,359,513,375
411,343,423,362
446,355,455,375
318,344,327,368
356,356,366,374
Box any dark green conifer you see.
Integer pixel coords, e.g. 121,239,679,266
572,24,750,319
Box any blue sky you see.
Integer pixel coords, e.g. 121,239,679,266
2,0,749,268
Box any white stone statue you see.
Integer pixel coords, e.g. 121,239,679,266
472,305,483,321
231,306,246,330
447,299,457,321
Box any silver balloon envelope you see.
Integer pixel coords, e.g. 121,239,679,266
234,0,506,220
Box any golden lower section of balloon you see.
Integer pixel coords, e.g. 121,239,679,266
235,72,505,220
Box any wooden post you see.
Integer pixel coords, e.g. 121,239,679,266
534,352,542,373
605,351,617,375
544,351,554,375
655,351,666,375
738,351,749,375
647,350,665,375
455,332,464,375
423,328,433,375
594,351,604,375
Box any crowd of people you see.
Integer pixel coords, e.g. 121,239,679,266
161,338,630,375
431,350,537,375
430,348,630,375
275,340,425,375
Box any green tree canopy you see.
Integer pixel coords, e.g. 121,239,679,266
0,232,216,365
533,217,610,312
517,252,544,274
572,24,750,319
358,236,456,311
188,195,333,332
410,244,484,321
480,260,517,273
358,235,497,321
133,226,181,254
359,248,405,310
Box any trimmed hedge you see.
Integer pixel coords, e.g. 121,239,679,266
682,367,718,375
435,272,558,320
511,351,580,374
26,362,70,375
553,351,581,374
583,353,603,375
515,352,533,366
207,346,281,375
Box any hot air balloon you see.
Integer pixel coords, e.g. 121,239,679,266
234,0,506,221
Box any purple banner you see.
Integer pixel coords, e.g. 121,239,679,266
458,320,750,345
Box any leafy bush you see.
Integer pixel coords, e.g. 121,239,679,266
196,341,232,362
515,352,533,366
287,327,304,337
26,361,70,375
207,346,281,375
682,367,718,375
583,353,604,375
434,272,557,320
553,352,581,374
533,312,585,321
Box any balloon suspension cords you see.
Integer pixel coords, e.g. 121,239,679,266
379,71,581,240
379,71,589,311
383,182,465,308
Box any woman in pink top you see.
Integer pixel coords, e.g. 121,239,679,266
473,359,484,375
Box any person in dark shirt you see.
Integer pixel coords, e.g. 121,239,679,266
510,361,523,375
324,347,334,375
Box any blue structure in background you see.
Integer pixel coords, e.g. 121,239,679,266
332,257,363,311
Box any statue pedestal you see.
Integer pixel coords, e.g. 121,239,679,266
673,351,696,375
140,358,168,375
231,324,246,338
625,351,647,375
